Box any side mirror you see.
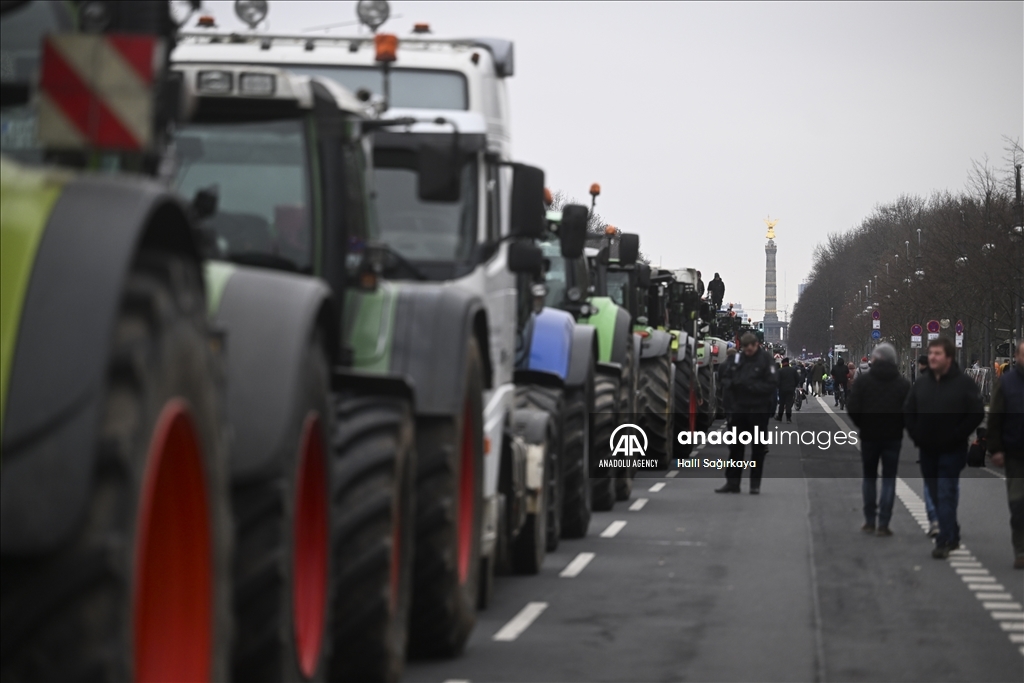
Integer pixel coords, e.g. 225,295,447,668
636,263,651,289
510,163,545,238
418,144,460,201
619,232,639,265
508,240,543,275
560,204,588,258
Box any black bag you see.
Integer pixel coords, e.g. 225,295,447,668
967,427,987,468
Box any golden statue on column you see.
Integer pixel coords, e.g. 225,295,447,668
764,216,778,240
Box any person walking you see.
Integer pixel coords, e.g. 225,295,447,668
776,358,798,423
716,332,777,495
708,273,725,310
847,343,910,536
915,353,938,536
811,359,826,396
855,356,871,381
831,357,850,406
986,340,1024,569
904,338,985,559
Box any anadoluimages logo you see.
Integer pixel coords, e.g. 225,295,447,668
609,423,648,457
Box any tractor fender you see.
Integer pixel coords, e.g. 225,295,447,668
608,306,634,367
1,175,202,555
390,284,487,418
565,325,598,389
525,307,574,381
641,329,673,360
213,266,338,481
510,408,550,515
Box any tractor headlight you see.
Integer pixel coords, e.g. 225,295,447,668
197,70,233,94
567,287,582,302
239,72,275,96
235,0,268,28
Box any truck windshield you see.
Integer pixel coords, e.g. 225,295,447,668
606,270,630,307
539,241,567,307
372,150,478,274
276,65,467,110
173,119,312,273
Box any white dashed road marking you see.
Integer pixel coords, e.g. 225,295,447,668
648,482,666,492
559,552,595,578
600,520,627,538
817,397,1023,657
665,470,679,478
493,602,548,641
629,498,649,511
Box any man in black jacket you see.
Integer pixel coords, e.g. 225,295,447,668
776,358,798,423
716,332,778,494
847,343,910,536
904,338,985,558
987,341,1024,569
708,273,725,310
832,357,850,407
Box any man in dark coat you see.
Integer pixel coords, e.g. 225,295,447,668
987,340,1024,569
831,357,850,406
707,273,725,310
811,359,826,396
847,343,911,536
716,332,777,495
775,358,798,423
904,338,985,558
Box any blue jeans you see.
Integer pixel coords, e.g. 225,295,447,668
921,452,960,525
862,439,902,527
920,450,967,547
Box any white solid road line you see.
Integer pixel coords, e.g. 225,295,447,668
817,396,1024,658
629,498,649,511
600,520,627,538
649,482,666,492
493,602,548,642
559,552,596,578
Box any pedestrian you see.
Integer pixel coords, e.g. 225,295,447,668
776,358,797,423
986,340,1024,569
716,332,777,495
855,355,871,381
915,353,938,536
811,359,826,396
708,273,725,310
847,343,910,536
904,338,985,559
831,356,850,406
696,270,705,298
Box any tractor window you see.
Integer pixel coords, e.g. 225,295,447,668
173,118,312,273
606,270,630,308
372,148,478,277
539,241,566,307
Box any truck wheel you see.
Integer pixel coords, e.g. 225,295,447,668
328,394,415,683
0,250,231,682
231,334,333,683
638,352,674,469
673,352,697,458
408,339,484,658
514,385,564,551
561,366,594,536
510,416,553,575
590,371,619,511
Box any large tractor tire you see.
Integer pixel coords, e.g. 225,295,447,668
561,367,593,537
510,415,554,575
328,395,416,683
408,339,484,658
673,348,697,459
638,352,674,469
591,370,619,511
695,365,717,433
0,250,232,682
231,334,335,683
614,336,637,497
514,385,564,552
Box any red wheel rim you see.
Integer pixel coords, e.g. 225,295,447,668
292,414,328,679
134,399,212,683
456,401,475,584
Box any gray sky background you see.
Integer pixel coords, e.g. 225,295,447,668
202,1,1023,319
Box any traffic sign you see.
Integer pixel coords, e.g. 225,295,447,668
955,320,964,334
927,320,940,333
872,310,880,320
871,329,881,340
872,319,880,329
911,324,923,336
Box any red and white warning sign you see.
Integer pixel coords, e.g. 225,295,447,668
38,34,164,151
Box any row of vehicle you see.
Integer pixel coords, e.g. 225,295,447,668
0,2,728,681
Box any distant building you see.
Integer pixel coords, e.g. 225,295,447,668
798,281,809,300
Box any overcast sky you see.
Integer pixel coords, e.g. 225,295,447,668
202,1,1023,318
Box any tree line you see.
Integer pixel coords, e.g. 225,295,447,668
789,138,1024,372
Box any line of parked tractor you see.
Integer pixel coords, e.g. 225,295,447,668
0,2,752,681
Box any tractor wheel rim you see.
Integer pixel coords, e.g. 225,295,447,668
134,399,212,683
456,400,475,585
292,414,328,679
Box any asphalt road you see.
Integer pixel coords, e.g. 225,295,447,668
405,397,1024,683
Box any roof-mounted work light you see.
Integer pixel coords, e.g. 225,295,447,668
234,0,268,29
357,0,391,32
